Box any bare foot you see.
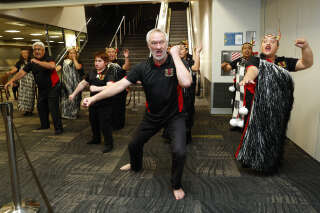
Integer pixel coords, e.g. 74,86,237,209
173,188,185,200
120,163,131,171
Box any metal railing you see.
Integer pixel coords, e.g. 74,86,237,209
108,6,143,49
55,17,91,65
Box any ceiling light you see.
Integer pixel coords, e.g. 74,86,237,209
30,33,43,36
6,22,26,27
58,41,64,44
49,41,55,43
31,39,41,42
13,37,24,40
5,30,20,33
49,35,60,38
80,39,84,41
0,36,3,38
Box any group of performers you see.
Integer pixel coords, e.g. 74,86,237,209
4,27,314,200
223,33,313,173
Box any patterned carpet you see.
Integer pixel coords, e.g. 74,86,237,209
0,100,320,213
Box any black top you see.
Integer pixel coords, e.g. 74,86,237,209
85,68,115,107
15,59,29,71
230,57,244,70
23,56,57,89
126,55,186,121
246,55,298,72
112,59,125,69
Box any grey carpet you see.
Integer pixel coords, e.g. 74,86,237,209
0,103,319,213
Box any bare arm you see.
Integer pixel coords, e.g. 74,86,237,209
122,49,130,71
69,80,89,100
239,66,258,86
82,78,132,107
170,46,192,88
221,62,232,72
31,58,56,70
4,69,27,89
295,38,313,71
7,66,18,75
191,46,202,72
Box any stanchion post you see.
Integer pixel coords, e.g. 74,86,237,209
0,102,39,213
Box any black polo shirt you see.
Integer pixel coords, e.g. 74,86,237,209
126,55,185,121
85,68,115,107
246,55,298,72
23,56,59,89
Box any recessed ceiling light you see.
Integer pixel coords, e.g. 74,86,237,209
0,36,3,38
58,41,64,44
13,37,24,40
49,35,60,38
30,33,43,36
49,41,55,43
5,30,20,33
80,39,84,41
6,22,26,27
31,39,41,42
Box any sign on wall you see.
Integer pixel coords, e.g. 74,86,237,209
224,32,243,46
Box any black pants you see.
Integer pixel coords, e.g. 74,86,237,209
242,89,254,133
89,105,113,147
12,85,19,99
37,83,63,130
112,91,127,130
129,113,187,189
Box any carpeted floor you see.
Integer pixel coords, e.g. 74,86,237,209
0,98,320,213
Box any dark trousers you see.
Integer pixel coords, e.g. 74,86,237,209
242,90,254,133
37,83,62,130
12,85,19,99
112,91,127,130
129,113,187,189
89,105,113,147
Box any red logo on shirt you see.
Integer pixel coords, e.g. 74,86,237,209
165,68,174,77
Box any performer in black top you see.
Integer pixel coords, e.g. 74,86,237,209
235,34,313,172
5,42,63,134
82,28,192,200
106,47,130,130
70,51,115,153
221,42,253,72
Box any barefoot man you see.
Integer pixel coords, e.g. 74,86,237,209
82,28,192,200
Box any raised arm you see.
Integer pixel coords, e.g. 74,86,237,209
295,38,313,71
191,46,202,72
122,49,130,71
4,69,27,90
170,46,192,88
82,78,132,107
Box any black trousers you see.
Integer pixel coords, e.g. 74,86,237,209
129,113,187,189
37,83,62,130
89,105,113,147
112,91,127,130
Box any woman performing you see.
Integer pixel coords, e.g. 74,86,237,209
7,48,35,116
236,34,313,173
57,48,83,119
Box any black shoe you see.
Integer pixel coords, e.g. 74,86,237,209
23,112,33,116
87,140,100,145
102,145,113,153
55,129,63,135
35,127,50,130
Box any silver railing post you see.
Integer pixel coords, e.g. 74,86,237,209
0,102,39,213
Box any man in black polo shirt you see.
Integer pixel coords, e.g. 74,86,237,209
5,41,63,135
83,28,192,200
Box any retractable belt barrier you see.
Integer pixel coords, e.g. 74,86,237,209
0,102,53,213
